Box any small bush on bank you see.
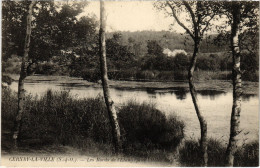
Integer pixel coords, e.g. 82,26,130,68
242,70,259,82
235,141,259,167
2,55,22,74
156,71,175,81
179,138,259,167
211,71,232,80
136,70,156,80
179,140,202,166
173,71,187,81
1,87,17,122
118,101,185,156
81,69,101,82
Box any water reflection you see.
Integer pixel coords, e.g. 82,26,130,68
145,87,189,100
242,94,258,101
197,90,226,100
107,86,237,101
173,88,188,100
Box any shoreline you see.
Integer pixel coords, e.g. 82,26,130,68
5,74,258,95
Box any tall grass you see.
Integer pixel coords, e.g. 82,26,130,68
235,140,259,167
2,88,184,160
179,138,259,167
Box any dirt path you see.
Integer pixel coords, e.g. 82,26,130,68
1,146,179,167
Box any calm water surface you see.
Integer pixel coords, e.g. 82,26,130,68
10,79,259,144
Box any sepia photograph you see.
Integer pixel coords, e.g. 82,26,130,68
1,0,259,167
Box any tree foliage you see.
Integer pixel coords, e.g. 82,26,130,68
2,1,97,72
106,33,136,70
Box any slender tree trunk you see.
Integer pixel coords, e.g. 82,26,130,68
226,4,242,166
99,1,122,153
13,1,36,148
188,40,208,166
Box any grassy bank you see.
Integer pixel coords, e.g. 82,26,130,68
2,88,258,166
179,139,259,167
1,88,184,162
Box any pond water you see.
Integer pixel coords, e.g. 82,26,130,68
9,79,259,144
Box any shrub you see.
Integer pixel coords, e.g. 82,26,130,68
118,101,185,156
2,55,22,74
108,70,121,80
2,75,14,85
173,71,188,81
157,71,175,81
179,139,259,167
211,71,232,80
173,53,189,71
1,87,17,123
235,141,259,167
135,70,156,80
179,140,202,166
34,62,57,75
207,139,226,166
81,69,101,82
115,70,139,80
242,70,259,82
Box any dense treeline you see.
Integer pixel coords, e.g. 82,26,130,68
3,33,258,81
107,31,230,55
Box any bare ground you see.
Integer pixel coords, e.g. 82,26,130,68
1,145,178,167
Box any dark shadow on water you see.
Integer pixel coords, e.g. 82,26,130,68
242,94,258,101
197,90,226,100
197,90,226,96
115,87,229,101
149,94,157,98
24,80,53,83
34,80,53,82
58,83,102,89
114,87,143,92
145,87,188,100
155,88,189,100
114,87,189,100
173,88,189,100
58,83,87,87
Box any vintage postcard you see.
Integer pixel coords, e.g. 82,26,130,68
1,0,259,167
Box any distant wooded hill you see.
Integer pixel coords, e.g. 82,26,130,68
107,30,230,57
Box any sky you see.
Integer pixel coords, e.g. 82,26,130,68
80,1,185,33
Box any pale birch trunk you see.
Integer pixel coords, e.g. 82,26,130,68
13,1,36,148
188,39,208,166
226,3,242,166
99,1,122,153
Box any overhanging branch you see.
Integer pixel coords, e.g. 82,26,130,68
166,1,195,40
201,14,216,36
183,1,198,36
